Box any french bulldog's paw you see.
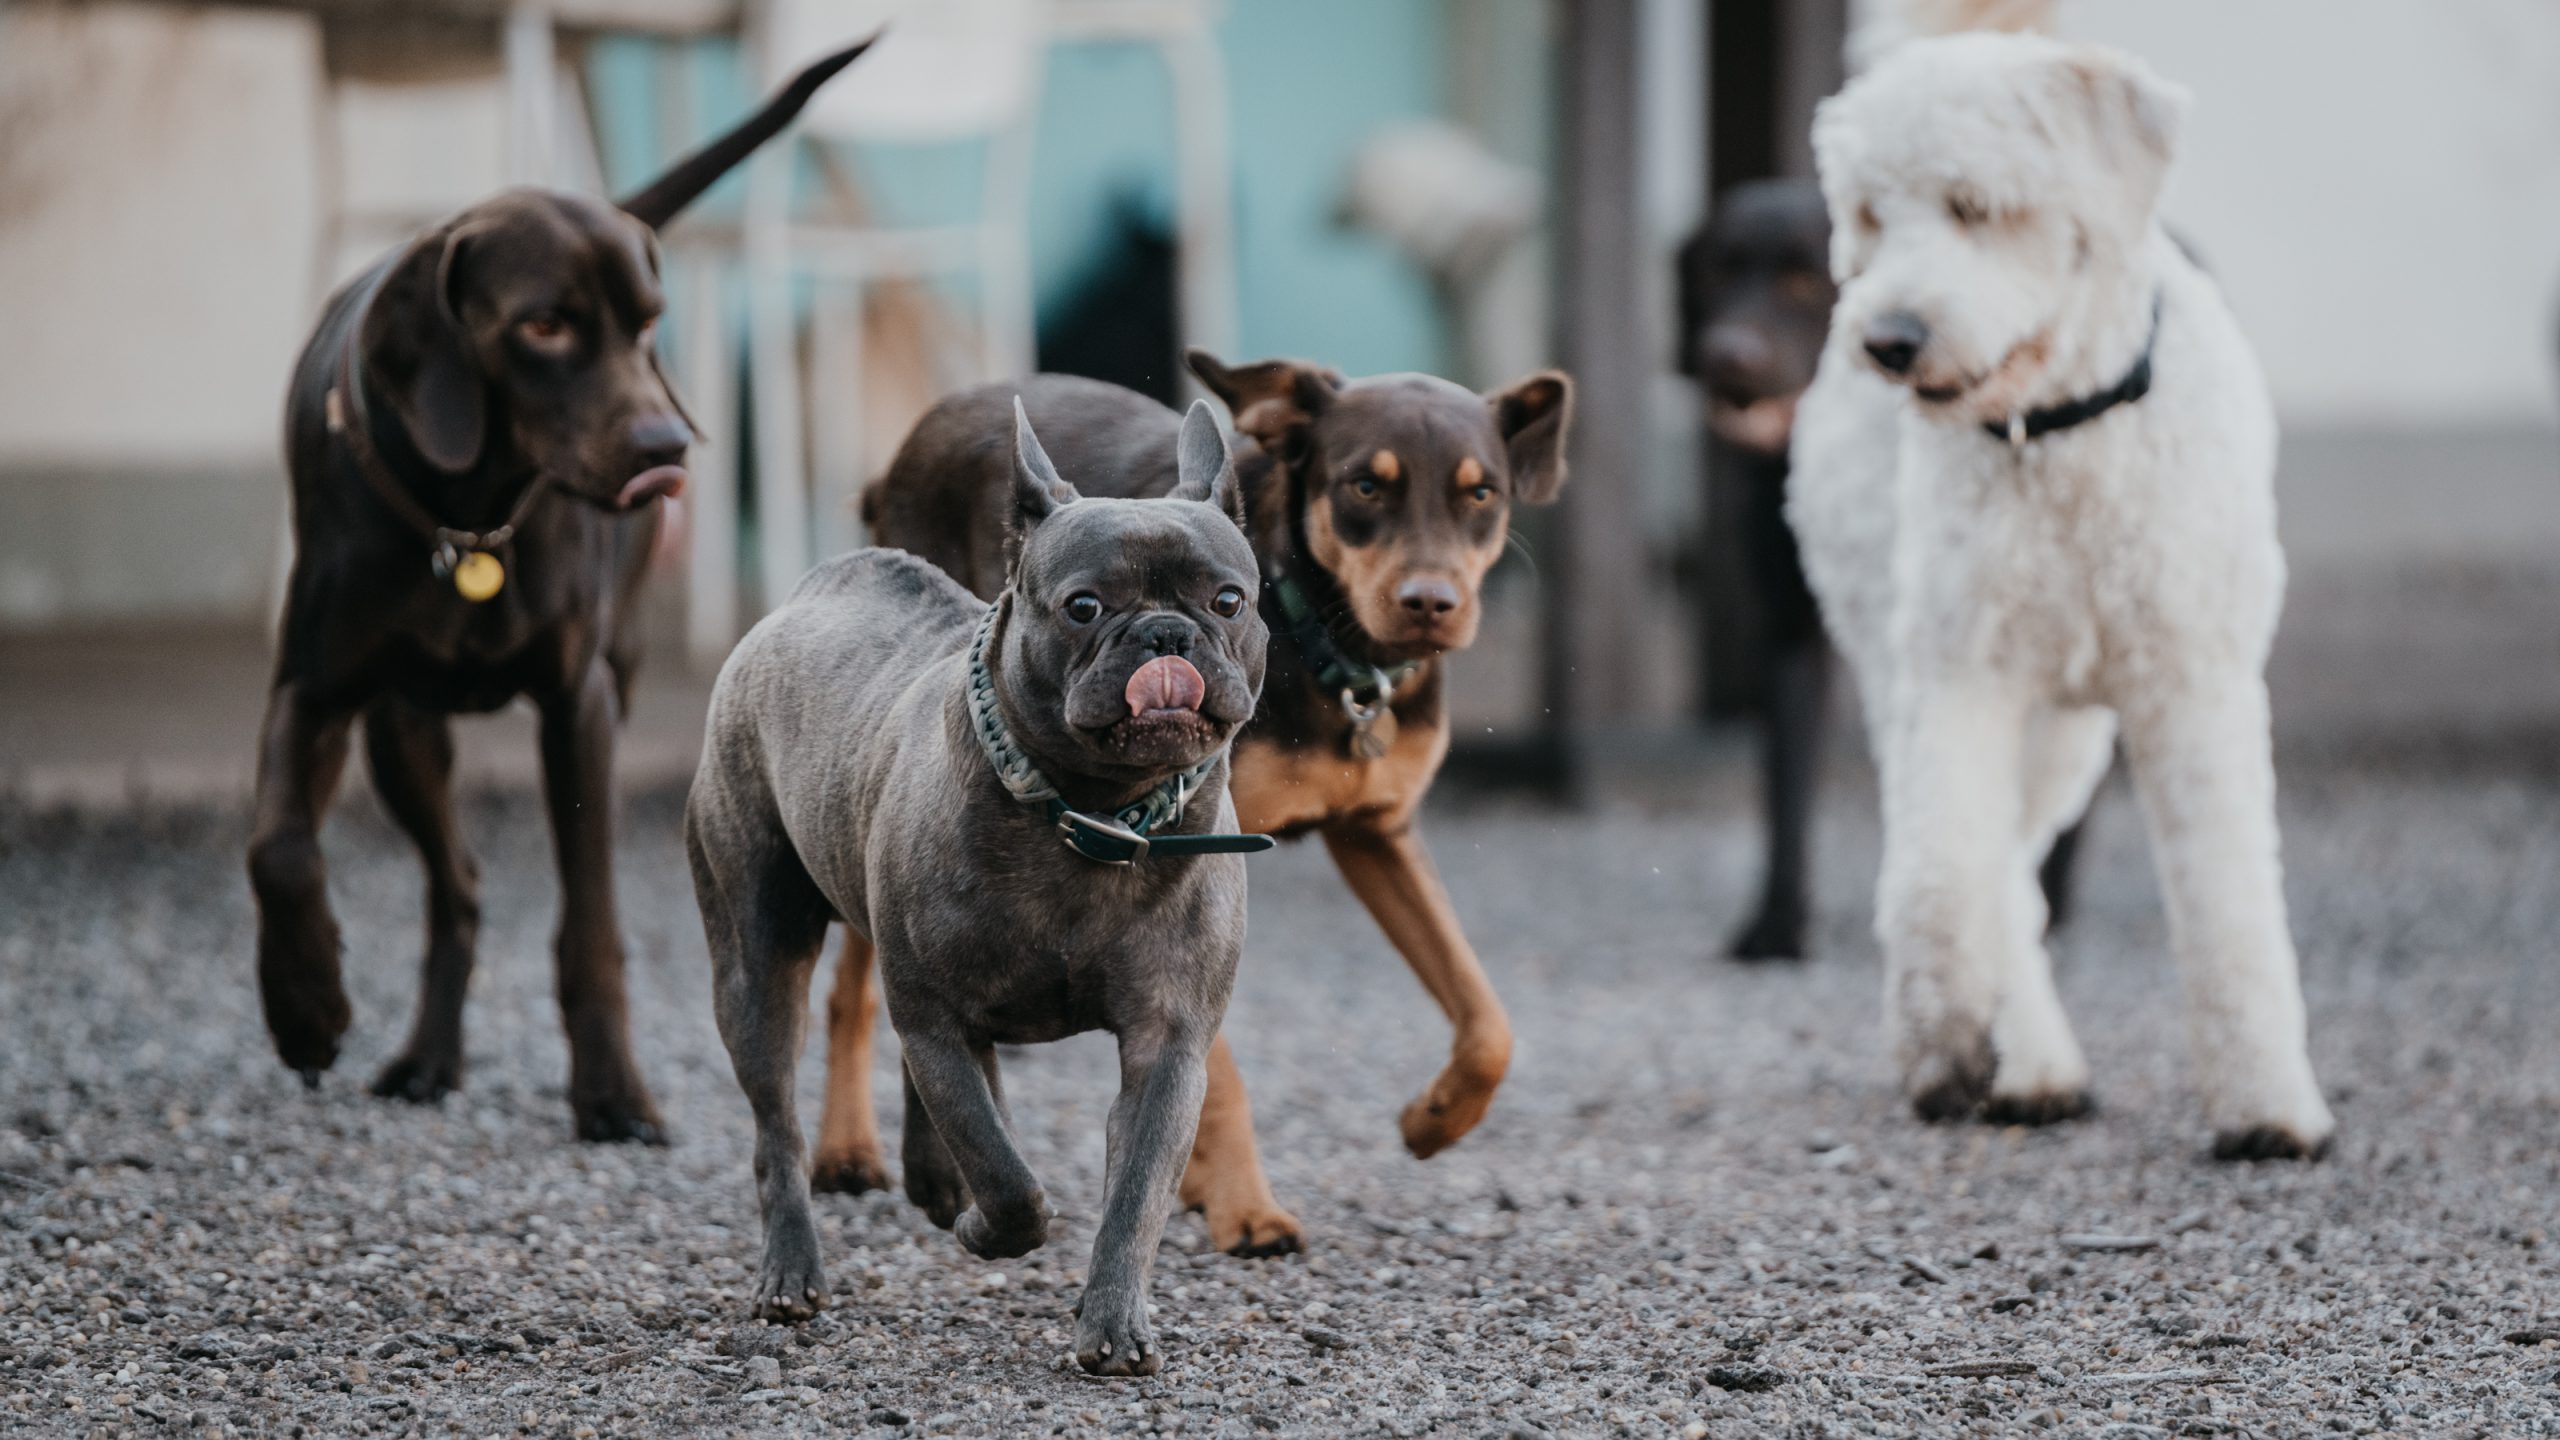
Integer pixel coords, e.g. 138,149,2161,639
1726,904,1809,963
573,1087,669,1146
1903,1033,1995,1124
810,1145,894,1196
371,1047,463,1105
903,1139,967,1229
1208,1201,1304,1259
954,1201,1047,1260
751,1233,828,1324
1074,1297,1163,1377
2211,1124,2333,1163
1982,1088,2093,1127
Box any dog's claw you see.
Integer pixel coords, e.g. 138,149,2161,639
2211,1125,2333,1163
1982,1090,2094,1127
371,1049,463,1105
296,1067,325,1092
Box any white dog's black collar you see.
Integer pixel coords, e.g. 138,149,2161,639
1991,295,2163,446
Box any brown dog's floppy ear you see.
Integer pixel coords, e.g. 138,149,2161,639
1167,398,1246,529
1184,349,1342,460
1010,397,1079,539
360,224,488,474
1488,370,1574,504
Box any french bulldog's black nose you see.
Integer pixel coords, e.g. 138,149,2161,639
1862,312,1929,375
1396,577,1461,620
629,412,694,465
1130,614,1195,655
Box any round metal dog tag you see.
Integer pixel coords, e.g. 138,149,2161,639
1348,707,1397,761
452,550,506,602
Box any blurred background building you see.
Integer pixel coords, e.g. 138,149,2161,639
2,0,2556,793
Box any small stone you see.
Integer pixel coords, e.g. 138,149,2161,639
742,1355,782,1390
1704,1364,1784,1392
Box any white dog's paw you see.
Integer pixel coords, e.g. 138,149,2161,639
1900,1027,1996,1123
1983,1018,2093,1126
2203,1049,2335,1161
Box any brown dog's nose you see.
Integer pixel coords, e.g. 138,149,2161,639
1396,577,1462,621
629,412,694,464
1702,324,1774,396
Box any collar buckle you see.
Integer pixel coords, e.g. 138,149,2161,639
1058,809,1149,866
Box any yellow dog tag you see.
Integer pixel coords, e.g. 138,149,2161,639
451,550,505,602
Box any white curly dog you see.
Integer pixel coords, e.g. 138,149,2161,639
1789,32,2334,1159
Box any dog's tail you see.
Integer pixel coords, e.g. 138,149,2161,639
617,31,881,228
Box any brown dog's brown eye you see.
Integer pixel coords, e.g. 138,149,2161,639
1468,484,1495,505
1064,594,1103,624
1211,587,1246,619
1352,476,1381,499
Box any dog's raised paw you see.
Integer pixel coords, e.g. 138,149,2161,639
1075,1298,1163,1377
371,1048,463,1105
810,1148,894,1196
954,1202,1048,1260
1982,1090,2093,1127
2211,1125,2333,1163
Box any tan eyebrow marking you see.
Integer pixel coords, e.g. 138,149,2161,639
1455,457,1485,489
1370,449,1401,481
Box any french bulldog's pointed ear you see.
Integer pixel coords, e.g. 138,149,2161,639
1168,399,1246,527
1011,397,1079,533
1184,349,1342,460
1488,369,1574,504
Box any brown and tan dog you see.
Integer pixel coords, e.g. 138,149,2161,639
832,352,1571,1253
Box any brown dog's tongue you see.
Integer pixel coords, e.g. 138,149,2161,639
1125,655,1206,716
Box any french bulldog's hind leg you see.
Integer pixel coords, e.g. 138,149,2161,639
689,806,834,1323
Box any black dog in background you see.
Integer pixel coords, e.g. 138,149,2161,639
246,39,874,1140
1677,178,2082,961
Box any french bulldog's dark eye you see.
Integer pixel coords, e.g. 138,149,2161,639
1063,594,1103,625
1211,587,1246,618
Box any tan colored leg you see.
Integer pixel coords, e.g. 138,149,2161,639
1177,1032,1302,1255
1322,823,1513,1158
810,927,892,1194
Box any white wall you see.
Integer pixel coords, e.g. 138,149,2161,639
2065,0,2560,430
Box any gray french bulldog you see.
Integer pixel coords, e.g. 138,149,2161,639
685,397,1270,1376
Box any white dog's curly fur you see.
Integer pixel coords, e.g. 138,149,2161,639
1789,33,2335,1158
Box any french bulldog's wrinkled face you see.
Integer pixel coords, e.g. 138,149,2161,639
1000,399,1268,778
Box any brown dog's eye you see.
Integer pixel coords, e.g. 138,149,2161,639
1351,476,1381,499
1064,594,1103,625
1468,484,1495,506
517,313,572,349
1211,586,1246,619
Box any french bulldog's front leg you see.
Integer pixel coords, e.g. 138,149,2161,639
900,1028,1049,1259
1079,1029,1214,1377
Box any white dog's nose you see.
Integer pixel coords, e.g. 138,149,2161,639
1863,312,1930,375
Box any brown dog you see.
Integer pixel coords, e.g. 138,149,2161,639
246,39,873,1142
835,353,1572,1253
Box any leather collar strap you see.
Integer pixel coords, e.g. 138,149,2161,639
965,604,1274,866
1988,294,2163,447
328,340,548,563
1267,571,1419,708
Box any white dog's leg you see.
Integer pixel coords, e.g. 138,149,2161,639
1876,675,2029,1120
2120,671,2334,1159
1982,706,2114,1121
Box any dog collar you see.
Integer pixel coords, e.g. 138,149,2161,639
1269,571,1420,721
965,604,1275,866
1989,294,2163,447
329,338,548,603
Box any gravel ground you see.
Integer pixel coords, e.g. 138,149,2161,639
4,742,2559,1438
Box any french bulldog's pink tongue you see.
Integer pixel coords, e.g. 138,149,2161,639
1125,655,1206,716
